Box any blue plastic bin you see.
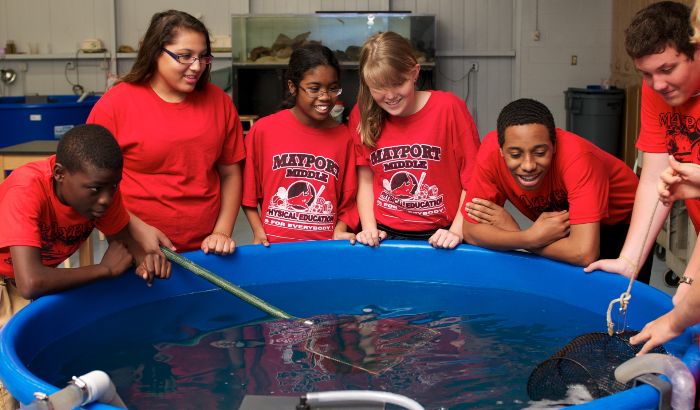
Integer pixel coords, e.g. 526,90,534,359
0,95,100,148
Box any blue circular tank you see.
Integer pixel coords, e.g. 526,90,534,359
0,242,697,408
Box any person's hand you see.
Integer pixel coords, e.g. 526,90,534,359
428,228,462,249
130,216,176,253
629,311,684,355
658,155,700,205
135,252,172,287
356,229,387,247
333,230,357,245
100,240,133,277
251,230,270,247
584,256,638,278
526,211,570,248
464,198,520,231
673,282,691,306
201,232,236,255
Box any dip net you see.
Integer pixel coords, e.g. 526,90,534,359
527,330,667,401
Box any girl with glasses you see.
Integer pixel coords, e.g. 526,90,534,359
88,10,245,255
242,44,357,245
350,31,480,249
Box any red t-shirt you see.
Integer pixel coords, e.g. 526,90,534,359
88,82,246,251
462,129,638,226
350,91,480,231
0,156,129,277
636,81,700,231
242,110,357,242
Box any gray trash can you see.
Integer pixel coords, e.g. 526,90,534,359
564,87,625,157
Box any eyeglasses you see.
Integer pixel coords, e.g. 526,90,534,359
162,48,213,65
298,85,343,98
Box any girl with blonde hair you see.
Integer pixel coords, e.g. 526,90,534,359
349,31,480,248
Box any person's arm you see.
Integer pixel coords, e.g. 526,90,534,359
242,205,269,246
659,155,700,205
333,220,356,244
630,280,700,354
529,222,599,266
585,152,671,277
10,240,133,300
201,162,242,255
355,165,386,246
112,213,173,286
463,210,569,251
671,230,700,306
464,198,520,231
428,190,466,249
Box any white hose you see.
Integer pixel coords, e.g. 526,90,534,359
614,353,695,410
305,390,424,410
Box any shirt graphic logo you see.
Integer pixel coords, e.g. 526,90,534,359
660,111,700,162
272,153,339,182
370,144,442,172
519,189,568,215
38,221,93,265
377,171,445,216
265,181,334,232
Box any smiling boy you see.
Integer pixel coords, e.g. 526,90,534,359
462,99,646,278
586,1,700,298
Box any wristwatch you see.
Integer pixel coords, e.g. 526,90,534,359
679,275,694,285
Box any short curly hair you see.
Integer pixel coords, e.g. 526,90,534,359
497,99,556,147
56,124,122,173
625,1,694,60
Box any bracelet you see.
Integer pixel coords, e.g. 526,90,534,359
679,275,694,285
211,231,231,238
619,255,638,272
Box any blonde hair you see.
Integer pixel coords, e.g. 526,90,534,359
692,0,700,43
357,31,418,148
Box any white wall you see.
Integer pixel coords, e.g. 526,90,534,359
0,0,613,138
515,0,613,127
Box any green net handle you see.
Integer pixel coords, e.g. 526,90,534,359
160,247,295,320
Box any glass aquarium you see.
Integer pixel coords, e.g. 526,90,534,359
231,13,436,65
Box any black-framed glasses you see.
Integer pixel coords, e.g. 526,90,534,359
162,48,213,65
298,85,343,98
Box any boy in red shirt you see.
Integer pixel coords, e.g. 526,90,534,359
462,99,648,279
586,1,700,297
0,124,172,314
0,124,173,409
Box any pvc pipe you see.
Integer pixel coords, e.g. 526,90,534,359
615,353,695,410
20,385,83,410
76,91,89,103
305,390,424,410
21,370,126,410
78,370,127,408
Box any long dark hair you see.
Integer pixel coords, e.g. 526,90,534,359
119,10,211,89
282,43,340,109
